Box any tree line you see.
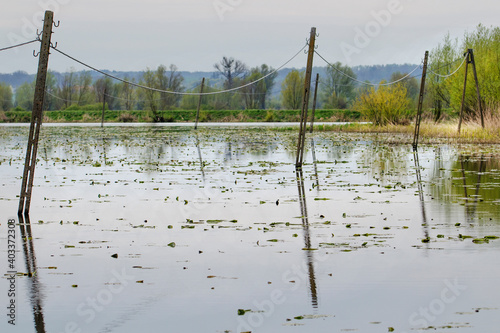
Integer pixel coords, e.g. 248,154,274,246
427,24,500,122
1,54,420,119
3,24,499,126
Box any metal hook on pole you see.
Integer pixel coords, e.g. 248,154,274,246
53,20,60,28
33,50,40,57
50,41,58,49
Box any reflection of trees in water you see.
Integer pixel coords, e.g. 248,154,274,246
426,146,458,220
428,152,500,221
358,144,410,185
283,136,356,165
324,140,355,162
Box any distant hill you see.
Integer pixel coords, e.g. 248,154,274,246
0,71,35,89
1,64,419,97
352,64,421,83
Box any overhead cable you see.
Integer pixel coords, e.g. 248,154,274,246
427,53,468,78
314,50,423,86
50,43,307,96
0,39,39,53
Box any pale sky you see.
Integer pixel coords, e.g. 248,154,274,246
0,0,498,74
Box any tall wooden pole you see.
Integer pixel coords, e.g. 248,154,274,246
458,50,471,134
469,49,485,129
309,73,320,134
18,11,54,215
195,77,205,130
296,27,316,168
412,51,429,150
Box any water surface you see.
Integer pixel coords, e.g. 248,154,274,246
1,125,499,333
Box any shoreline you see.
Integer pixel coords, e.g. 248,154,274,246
1,120,498,144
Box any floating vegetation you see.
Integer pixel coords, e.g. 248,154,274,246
1,125,499,332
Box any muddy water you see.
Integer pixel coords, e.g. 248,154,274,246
1,125,499,333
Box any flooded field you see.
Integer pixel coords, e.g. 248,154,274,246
1,124,499,333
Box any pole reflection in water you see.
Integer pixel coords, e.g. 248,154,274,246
311,139,320,192
196,135,206,181
18,214,46,333
413,151,429,241
295,167,318,309
460,154,485,223
102,134,109,166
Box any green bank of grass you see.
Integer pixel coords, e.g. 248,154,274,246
2,108,498,144
0,109,362,123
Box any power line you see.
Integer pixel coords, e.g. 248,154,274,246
50,43,307,96
314,50,423,86
427,54,468,78
45,89,80,104
0,39,39,53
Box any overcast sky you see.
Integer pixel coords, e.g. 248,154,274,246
0,0,497,74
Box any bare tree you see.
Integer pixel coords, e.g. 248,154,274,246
58,68,77,109
157,64,184,110
214,56,247,89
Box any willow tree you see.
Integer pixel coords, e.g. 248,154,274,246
0,82,13,111
157,64,184,110
280,70,304,110
241,64,277,109
428,24,500,121
320,62,358,109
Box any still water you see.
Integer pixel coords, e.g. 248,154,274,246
1,125,499,333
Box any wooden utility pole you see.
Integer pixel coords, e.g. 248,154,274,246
195,77,205,130
458,50,471,134
412,51,429,150
309,73,320,134
18,11,54,215
296,27,316,168
469,49,485,129
101,87,106,128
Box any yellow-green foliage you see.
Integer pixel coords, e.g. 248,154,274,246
354,83,410,126
429,25,500,119
280,70,304,110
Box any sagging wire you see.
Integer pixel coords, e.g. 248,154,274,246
50,43,307,96
427,53,468,79
0,39,39,53
43,86,282,107
314,50,423,87
45,89,80,104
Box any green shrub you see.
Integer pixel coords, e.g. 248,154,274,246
264,110,275,122
64,104,80,111
354,84,411,126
